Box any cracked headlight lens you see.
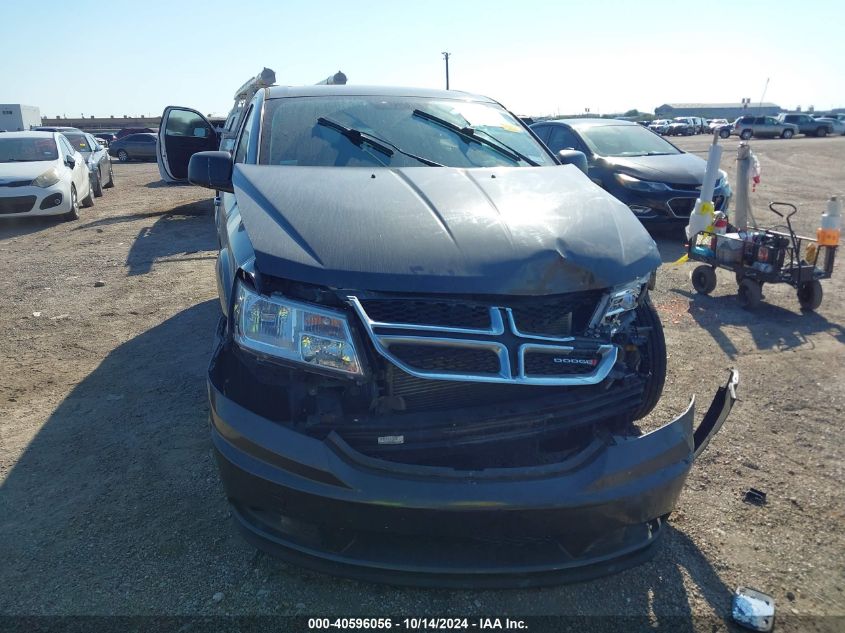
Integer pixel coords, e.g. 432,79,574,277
233,281,362,376
603,275,650,320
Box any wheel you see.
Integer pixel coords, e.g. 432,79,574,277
92,171,103,197
781,129,794,139
81,184,95,208
117,150,129,162
719,128,730,139
691,265,717,294
740,129,753,140
816,127,827,138
630,297,667,420
103,163,115,188
737,278,763,309
797,280,823,311
64,185,79,221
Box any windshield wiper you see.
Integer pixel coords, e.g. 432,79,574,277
468,127,540,166
412,109,537,166
316,117,443,167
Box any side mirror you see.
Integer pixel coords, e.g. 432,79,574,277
65,155,76,168
188,151,233,193
557,149,588,174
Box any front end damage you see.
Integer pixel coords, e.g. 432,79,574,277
207,275,739,586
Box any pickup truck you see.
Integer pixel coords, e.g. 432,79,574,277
776,113,834,137
155,78,738,586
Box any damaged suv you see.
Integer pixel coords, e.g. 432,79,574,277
159,85,737,586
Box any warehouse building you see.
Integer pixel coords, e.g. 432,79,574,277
655,102,781,120
0,104,42,131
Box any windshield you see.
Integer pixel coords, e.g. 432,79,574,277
63,133,92,152
259,96,555,168
578,124,681,157
0,137,59,163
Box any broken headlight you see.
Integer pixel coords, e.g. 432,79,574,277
233,281,363,376
602,275,650,321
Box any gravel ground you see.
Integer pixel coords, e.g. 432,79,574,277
1,136,843,632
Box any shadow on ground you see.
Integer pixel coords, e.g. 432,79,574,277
0,215,65,241
72,198,216,275
675,287,845,358
1,299,740,627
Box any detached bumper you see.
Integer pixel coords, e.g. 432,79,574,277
209,370,738,587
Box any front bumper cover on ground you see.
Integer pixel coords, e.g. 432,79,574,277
209,369,738,587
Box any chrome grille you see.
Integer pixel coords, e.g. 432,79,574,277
349,294,615,386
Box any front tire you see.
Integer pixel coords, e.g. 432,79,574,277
92,171,103,197
103,163,115,188
64,185,79,221
781,129,794,139
797,280,823,311
691,265,717,294
117,150,129,162
816,127,828,137
630,297,667,420
738,278,763,309
719,128,730,139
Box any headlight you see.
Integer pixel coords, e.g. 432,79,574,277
602,275,650,321
614,173,670,192
31,166,61,188
233,281,362,376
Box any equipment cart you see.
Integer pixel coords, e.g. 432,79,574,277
687,202,838,310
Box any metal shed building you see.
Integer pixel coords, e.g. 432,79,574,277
654,102,781,120
0,104,42,131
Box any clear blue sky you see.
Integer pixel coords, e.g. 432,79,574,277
1,0,843,118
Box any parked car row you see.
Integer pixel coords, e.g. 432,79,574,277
714,113,844,140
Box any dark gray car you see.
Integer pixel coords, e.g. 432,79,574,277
152,85,738,586
62,131,114,196
107,132,157,162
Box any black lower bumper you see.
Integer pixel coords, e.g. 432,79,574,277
209,370,738,587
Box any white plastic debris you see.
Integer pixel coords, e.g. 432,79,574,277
732,586,775,632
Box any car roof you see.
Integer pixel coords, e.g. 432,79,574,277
534,118,639,129
1,131,58,139
264,84,497,103
122,132,156,138
33,126,82,131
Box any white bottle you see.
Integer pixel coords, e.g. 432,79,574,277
818,196,842,246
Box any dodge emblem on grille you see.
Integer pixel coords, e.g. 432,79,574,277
553,357,598,366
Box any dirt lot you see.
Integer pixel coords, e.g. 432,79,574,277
1,136,843,631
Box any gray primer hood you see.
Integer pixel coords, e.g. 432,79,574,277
233,164,660,295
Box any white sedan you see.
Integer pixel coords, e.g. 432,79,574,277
0,131,94,221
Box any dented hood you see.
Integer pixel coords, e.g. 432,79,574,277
233,164,660,295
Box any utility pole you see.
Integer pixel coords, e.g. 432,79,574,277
441,51,450,90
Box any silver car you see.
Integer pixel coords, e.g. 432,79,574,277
731,115,798,140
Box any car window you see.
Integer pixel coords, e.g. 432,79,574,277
234,105,254,164
546,126,581,153
58,135,74,156
0,137,59,162
165,110,212,139
260,95,555,168
577,124,680,157
62,132,92,152
765,117,778,125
